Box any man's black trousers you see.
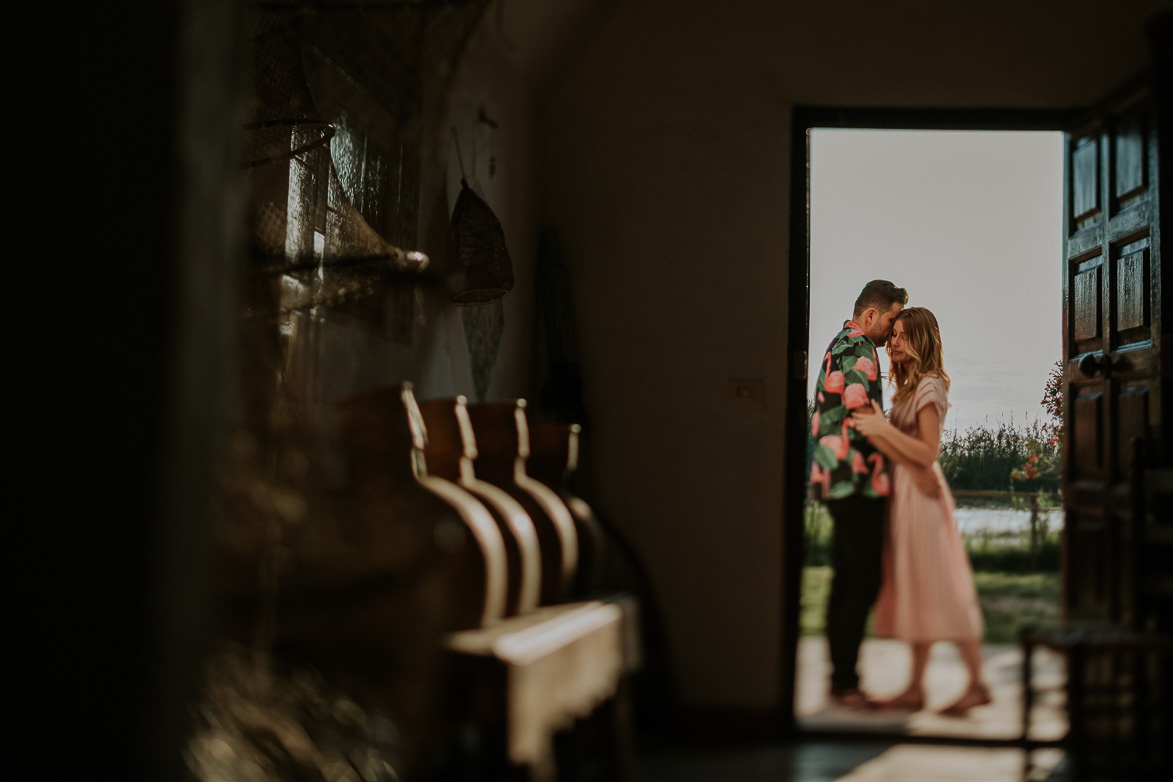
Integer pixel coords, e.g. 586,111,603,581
823,495,885,693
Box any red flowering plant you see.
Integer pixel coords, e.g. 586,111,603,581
1041,360,1063,448
1009,362,1063,494
1010,451,1041,484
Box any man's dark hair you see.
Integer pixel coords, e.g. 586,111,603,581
853,279,908,319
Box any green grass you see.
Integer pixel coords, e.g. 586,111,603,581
972,570,1061,643
802,502,833,567
800,499,1062,642
800,566,832,636
800,566,1061,643
966,535,1061,572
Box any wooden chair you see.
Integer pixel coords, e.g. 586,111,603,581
444,598,638,781
418,396,542,616
1021,625,1173,780
526,422,607,597
465,399,580,606
249,382,509,777
412,395,641,780
1021,438,1173,781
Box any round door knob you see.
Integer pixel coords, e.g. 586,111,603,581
1079,352,1109,378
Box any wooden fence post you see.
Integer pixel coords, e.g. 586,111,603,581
1029,493,1039,568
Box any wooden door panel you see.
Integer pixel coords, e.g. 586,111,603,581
1072,390,1105,480
1072,257,1103,348
1112,237,1151,346
1115,384,1151,473
1069,514,1110,618
1105,202,1153,242
1111,105,1148,211
1072,135,1101,228
1063,83,1162,625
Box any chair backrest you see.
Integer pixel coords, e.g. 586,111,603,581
528,422,608,596
466,400,579,604
336,382,507,629
418,396,542,616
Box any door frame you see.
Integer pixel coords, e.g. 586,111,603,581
781,106,1078,736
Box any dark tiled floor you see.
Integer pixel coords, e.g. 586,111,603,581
635,637,1069,781
639,740,1065,781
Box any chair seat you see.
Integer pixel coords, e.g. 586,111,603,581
1021,623,1173,781
445,598,641,767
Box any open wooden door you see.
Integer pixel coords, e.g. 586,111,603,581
1061,73,1167,627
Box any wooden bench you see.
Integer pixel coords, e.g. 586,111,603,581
419,394,641,780
318,385,640,780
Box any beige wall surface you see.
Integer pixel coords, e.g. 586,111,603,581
525,0,1171,710
413,21,543,405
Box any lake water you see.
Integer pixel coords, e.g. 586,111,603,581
953,506,1063,537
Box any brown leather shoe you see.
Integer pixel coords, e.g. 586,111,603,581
875,690,925,712
829,687,878,710
938,684,992,717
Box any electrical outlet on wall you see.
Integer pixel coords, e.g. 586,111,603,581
730,379,764,405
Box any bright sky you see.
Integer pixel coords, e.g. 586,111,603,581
807,129,1064,433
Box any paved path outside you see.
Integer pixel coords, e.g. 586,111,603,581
638,639,1069,781
796,637,1067,742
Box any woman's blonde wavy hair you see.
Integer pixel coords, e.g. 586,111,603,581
888,306,951,405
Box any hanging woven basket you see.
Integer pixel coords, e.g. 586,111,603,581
446,178,513,304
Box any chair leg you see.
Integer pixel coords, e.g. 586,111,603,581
1067,643,1087,782
1021,634,1035,779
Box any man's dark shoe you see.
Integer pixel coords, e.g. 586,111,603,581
829,687,878,710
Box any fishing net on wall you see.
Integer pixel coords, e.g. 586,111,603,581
238,1,490,429
234,0,496,510
244,1,490,279
214,15,507,777
226,0,494,625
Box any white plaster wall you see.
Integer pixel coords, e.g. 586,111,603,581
413,17,543,404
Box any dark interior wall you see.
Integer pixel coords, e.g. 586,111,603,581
56,1,544,775
57,1,247,777
148,2,249,775
539,0,1173,712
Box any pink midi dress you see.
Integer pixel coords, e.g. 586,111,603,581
872,375,984,642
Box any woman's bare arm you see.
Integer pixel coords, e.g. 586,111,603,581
851,400,941,469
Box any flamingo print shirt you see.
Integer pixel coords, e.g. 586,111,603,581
810,320,891,500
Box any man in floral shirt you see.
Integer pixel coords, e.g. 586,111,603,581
811,279,907,707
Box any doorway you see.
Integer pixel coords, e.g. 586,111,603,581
782,109,1076,744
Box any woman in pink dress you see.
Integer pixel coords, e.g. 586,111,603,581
851,307,991,715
